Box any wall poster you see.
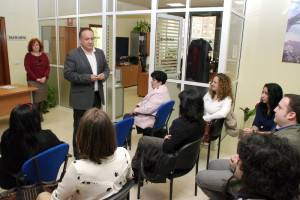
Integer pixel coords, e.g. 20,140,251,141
282,0,300,64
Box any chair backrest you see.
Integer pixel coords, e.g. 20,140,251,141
172,138,202,171
103,179,135,200
21,143,69,184
152,100,175,130
114,117,134,147
210,118,225,138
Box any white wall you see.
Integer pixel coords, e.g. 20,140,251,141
116,15,151,37
234,0,300,127
0,0,38,85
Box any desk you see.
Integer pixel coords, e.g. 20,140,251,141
118,65,142,87
0,84,38,117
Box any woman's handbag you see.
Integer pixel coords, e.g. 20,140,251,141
203,121,212,143
0,156,62,200
0,181,58,200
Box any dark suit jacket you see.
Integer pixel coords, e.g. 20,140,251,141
162,117,205,153
64,47,110,110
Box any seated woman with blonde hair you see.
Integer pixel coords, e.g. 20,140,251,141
37,108,132,200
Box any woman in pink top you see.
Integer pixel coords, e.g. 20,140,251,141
125,71,170,135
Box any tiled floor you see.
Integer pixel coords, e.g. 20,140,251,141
0,86,239,199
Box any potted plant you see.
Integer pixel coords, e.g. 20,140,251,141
132,20,150,33
43,85,57,114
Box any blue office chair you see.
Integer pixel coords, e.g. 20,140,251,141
135,100,175,137
114,117,134,149
21,143,71,184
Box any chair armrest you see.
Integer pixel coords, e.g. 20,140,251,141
0,168,28,186
59,153,72,182
133,112,158,119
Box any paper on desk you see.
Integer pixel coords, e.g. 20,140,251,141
0,86,17,89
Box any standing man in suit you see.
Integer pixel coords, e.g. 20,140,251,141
64,27,110,159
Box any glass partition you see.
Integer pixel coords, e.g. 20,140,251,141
58,0,76,16
40,20,56,64
232,0,246,14
59,67,71,108
107,0,113,12
190,0,223,8
158,0,186,9
38,0,55,18
79,16,103,49
48,66,59,104
165,82,180,125
117,0,151,11
80,0,103,14
226,13,244,80
116,14,150,67
184,84,208,97
106,15,114,70
106,75,113,118
37,0,244,122
155,13,184,80
186,12,223,83
57,18,77,65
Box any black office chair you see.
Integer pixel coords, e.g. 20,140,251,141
205,118,225,169
137,137,203,200
103,179,135,200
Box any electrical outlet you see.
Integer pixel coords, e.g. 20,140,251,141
13,60,20,65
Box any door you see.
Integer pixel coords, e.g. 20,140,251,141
0,17,10,85
154,14,183,79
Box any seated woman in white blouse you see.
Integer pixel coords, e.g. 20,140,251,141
37,108,132,200
203,73,233,122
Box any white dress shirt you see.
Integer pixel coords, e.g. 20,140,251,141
82,47,98,91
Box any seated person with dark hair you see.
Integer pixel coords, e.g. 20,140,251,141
234,133,300,200
37,108,132,200
131,89,205,182
0,103,62,189
125,70,170,135
242,83,283,135
196,93,300,200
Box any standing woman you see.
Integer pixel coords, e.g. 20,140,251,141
203,73,234,122
24,38,50,121
243,83,283,134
